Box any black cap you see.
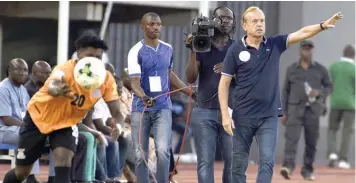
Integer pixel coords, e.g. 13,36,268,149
300,40,314,48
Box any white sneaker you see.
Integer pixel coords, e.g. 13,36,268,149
338,160,351,169
329,153,338,160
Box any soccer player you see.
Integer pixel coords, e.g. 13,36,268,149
3,34,124,183
218,6,343,183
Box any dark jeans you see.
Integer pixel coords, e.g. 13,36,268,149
232,116,279,183
283,107,319,174
172,121,192,154
191,107,232,183
131,109,172,183
327,109,355,161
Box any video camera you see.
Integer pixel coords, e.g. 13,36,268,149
187,15,221,52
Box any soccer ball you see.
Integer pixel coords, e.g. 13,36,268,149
74,57,107,90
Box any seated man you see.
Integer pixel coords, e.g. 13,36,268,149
90,64,125,182
0,58,41,183
24,60,55,183
75,118,106,183
89,99,122,183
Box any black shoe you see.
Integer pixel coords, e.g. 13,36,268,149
301,170,315,181
26,175,40,183
328,159,338,168
328,153,339,168
47,176,55,183
302,172,315,181
280,166,291,180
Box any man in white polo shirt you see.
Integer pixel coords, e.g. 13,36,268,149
91,66,127,182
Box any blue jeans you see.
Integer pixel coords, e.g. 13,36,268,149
172,121,193,154
232,116,279,183
96,136,122,178
191,107,232,183
118,135,129,176
131,109,172,183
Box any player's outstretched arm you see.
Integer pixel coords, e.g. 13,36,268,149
287,12,343,46
47,70,72,98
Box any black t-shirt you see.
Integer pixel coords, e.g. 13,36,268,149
196,39,235,109
24,80,39,98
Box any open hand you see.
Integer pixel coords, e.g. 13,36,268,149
94,131,108,147
184,33,193,45
213,63,223,73
57,83,73,99
323,12,343,29
222,114,235,136
184,33,194,51
111,124,123,141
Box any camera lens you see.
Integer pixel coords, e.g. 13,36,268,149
193,36,211,52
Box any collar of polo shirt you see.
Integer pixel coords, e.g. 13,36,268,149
340,57,355,64
241,35,267,47
295,59,316,68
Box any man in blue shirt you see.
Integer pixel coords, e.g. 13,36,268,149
218,6,343,183
0,58,41,183
127,12,192,183
185,6,235,183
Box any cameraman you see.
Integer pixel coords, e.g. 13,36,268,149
185,6,235,183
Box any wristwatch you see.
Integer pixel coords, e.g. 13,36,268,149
320,21,326,30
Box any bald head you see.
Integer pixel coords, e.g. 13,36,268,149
32,61,52,86
141,12,160,25
343,44,355,59
105,63,115,76
9,58,27,69
7,58,28,85
32,61,51,73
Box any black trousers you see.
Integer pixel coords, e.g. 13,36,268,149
283,107,319,173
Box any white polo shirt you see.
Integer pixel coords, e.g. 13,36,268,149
92,98,112,125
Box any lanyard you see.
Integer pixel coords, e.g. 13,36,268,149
10,84,25,112
141,40,161,76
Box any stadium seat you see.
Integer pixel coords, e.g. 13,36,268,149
0,143,17,168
